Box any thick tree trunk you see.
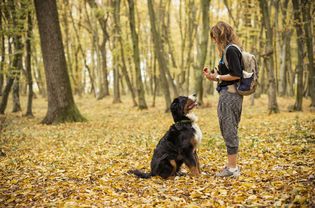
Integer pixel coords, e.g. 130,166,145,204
128,0,148,109
302,1,315,109
34,0,86,124
25,11,33,117
148,0,171,112
292,0,304,111
194,0,210,105
259,0,279,114
112,0,122,104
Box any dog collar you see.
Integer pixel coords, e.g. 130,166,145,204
175,120,192,125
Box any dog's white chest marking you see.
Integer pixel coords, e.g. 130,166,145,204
192,123,202,145
186,112,202,145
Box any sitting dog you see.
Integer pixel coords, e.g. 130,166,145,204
128,94,202,179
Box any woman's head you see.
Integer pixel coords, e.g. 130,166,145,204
210,21,240,55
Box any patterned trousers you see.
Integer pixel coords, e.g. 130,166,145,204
217,90,243,155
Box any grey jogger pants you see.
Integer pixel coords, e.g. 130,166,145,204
217,90,243,155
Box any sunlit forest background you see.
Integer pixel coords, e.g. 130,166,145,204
0,0,314,207
0,0,314,118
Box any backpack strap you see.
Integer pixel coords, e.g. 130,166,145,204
223,43,242,69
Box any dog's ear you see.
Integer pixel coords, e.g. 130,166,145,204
171,98,183,121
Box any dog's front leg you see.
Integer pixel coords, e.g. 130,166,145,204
184,153,200,176
194,150,201,173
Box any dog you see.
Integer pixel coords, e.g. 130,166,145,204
128,94,202,179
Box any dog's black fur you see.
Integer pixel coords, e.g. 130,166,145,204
128,95,201,179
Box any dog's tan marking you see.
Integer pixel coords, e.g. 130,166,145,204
189,166,200,176
170,160,177,176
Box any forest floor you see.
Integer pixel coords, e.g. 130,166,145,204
0,94,314,207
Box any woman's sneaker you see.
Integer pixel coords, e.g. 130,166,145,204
216,166,240,177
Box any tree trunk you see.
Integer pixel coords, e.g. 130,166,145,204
165,1,177,68
34,0,86,124
286,34,294,96
184,0,198,95
87,0,110,97
12,79,21,112
302,1,315,109
31,41,45,97
159,0,178,98
0,4,4,96
259,0,279,114
112,0,122,104
148,0,171,112
128,0,148,109
292,0,304,111
194,0,210,105
279,0,290,97
25,11,33,117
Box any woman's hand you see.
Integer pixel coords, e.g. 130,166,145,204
203,67,218,81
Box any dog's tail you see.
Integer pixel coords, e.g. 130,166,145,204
128,169,152,179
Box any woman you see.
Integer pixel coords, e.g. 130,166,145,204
203,21,243,177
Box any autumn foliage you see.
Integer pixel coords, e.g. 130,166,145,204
0,95,314,207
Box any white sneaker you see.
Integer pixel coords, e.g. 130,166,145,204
216,166,240,177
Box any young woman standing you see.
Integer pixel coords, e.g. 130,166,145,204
203,21,243,177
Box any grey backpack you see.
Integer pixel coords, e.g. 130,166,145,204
223,44,258,96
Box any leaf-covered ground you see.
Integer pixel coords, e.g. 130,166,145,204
0,95,314,207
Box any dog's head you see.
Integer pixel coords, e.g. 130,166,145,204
170,94,198,122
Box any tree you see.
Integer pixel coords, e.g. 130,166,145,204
259,0,279,114
111,0,122,104
302,0,315,109
0,0,24,114
279,0,290,97
86,0,110,98
0,1,4,96
25,10,33,117
34,0,86,124
194,0,210,105
147,0,171,112
292,0,304,111
127,0,148,109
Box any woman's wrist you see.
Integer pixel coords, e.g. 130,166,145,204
216,75,221,82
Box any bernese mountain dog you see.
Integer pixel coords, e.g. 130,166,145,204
128,94,202,179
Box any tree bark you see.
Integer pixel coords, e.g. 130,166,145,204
279,0,290,97
25,11,33,117
148,0,171,112
292,0,304,111
128,0,147,109
112,0,122,103
302,1,315,109
0,3,4,96
194,0,210,105
12,79,21,112
34,0,86,124
259,0,279,114
184,0,198,95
